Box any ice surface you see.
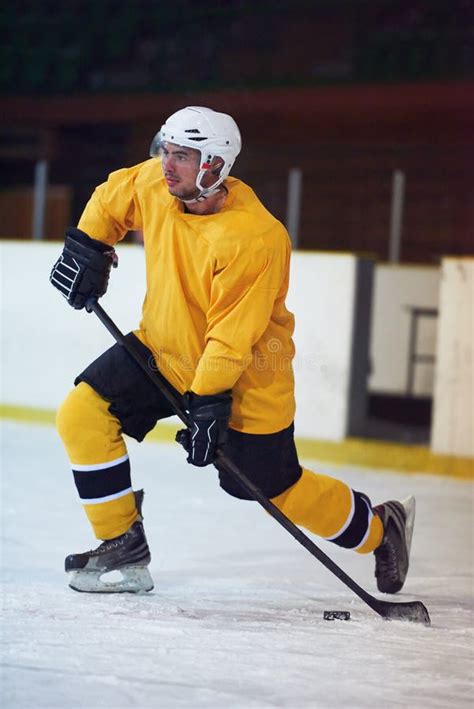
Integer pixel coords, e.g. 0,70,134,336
1,421,473,708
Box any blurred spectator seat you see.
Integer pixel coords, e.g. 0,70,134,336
0,186,72,239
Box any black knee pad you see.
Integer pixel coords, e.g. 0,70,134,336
216,423,302,500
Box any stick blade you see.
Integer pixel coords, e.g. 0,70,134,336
375,599,431,626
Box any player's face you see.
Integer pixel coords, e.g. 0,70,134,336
160,142,201,200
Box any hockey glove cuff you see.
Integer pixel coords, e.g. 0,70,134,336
176,390,232,467
50,227,118,310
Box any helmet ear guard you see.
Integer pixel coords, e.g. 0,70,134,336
200,156,224,175
149,106,241,201
198,156,225,190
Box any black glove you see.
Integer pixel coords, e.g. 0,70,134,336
50,227,118,310
176,390,232,467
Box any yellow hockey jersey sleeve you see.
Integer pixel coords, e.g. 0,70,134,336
191,234,288,395
78,164,145,243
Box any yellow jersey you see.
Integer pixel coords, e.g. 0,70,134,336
78,159,296,434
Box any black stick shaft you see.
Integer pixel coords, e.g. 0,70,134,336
89,301,189,426
88,300,428,622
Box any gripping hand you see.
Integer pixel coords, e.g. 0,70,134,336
50,227,118,310
176,391,232,467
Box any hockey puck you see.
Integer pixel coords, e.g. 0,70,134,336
323,610,351,621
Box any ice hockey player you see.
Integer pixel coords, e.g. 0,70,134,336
50,106,415,594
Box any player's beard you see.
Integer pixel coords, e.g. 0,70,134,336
168,183,201,202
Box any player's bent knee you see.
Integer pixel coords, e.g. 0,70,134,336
56,382,108,447
56,388,82,446
57,381,127,470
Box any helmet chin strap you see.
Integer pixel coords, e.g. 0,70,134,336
180,187,220,204
179,163,224,204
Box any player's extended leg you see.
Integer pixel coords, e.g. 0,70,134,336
271,468,384,553
271,469,415,594
56,381,153,593
216,424,413,595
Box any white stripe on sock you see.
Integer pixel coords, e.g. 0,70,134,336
323,487,355,541
71,453,129,472
81,487,133,505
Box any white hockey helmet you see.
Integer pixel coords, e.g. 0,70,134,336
150,106,242,200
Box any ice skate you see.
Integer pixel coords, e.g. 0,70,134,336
373,496,415,594
65,490,154,593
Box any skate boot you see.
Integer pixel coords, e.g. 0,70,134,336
65,490,154,593
373,496,415,594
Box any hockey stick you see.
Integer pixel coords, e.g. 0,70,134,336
88,300,431,626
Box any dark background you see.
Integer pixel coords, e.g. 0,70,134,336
1,0,473,262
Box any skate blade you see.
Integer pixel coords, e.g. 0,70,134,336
68,566,154,594
401,495,416,556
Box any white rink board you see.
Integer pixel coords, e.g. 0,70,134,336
1,241,147,409
431,258,474,457
1,242,358,440
286,252,357,440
